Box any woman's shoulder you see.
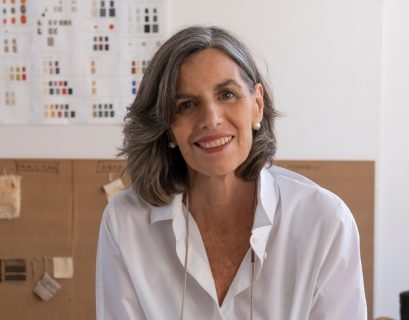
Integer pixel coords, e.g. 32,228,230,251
108,187,148,210
266,165,354,226
102,187,152,227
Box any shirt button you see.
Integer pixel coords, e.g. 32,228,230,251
264,252,268,260
251,235,260,244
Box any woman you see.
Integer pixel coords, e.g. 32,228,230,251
96,26,367,319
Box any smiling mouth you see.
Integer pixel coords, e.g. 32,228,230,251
196,136,233,149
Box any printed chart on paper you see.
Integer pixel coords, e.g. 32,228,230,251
0,0,166,124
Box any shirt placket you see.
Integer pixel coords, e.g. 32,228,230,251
172,201,221,312
220,225,271,319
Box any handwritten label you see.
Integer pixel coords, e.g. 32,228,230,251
0,165,17,174
97,161,125,173
16,161,59,174
285,164,322,172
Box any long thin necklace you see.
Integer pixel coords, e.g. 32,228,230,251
180,193,190,320
180,188,257,320
250,185,257,320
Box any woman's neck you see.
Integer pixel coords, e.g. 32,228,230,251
187,171,257,229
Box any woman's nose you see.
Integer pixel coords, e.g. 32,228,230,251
198,99,223,129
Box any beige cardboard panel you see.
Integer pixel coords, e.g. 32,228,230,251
0,159,373,320
276,160,374,320
71,160,129,320
0,160,73,254
0,160,72,320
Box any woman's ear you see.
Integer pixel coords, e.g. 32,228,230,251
253,83,264,123
168,129,176,142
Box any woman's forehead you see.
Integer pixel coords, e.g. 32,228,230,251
176,48,245,93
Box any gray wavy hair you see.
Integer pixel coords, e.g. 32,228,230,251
119,25,279,206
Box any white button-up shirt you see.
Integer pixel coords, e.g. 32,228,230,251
96,166,367,319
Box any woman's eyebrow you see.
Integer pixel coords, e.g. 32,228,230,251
215,79,242,90
175,93,196,100
175,79,242,100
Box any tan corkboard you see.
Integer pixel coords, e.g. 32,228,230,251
0,159,374,319
0,159,128,320
0,160,73,320
71,160,129,320
276,160,374,320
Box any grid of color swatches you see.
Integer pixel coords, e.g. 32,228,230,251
45,81,73,96
44,103,76,119
131,59,149,76
5,91,16,106
91,0,116,18
43,60,60,75
1,0,28,26
93,36,110,51
7,65,27,81
0,0,165,124
92,103,114,118
3,38,18,53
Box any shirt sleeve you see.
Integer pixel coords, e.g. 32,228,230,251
308,203,368,320
96,204,146,320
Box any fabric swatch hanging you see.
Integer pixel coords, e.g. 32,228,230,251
3,258,26,282
32,256,61,301
53,256,74,279
102,176,124,201
0,174,22,219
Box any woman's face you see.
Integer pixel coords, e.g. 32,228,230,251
170,48,264,179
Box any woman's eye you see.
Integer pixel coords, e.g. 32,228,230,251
177,101,194,112
220,91,235,100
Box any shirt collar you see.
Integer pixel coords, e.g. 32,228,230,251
150,166,278,227
248,166,278,265
150,193,183,224
253,166,278,229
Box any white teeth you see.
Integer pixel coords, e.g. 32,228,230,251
198,136,232,149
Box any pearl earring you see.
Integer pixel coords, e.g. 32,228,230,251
253,122,261,131
169,141,177,148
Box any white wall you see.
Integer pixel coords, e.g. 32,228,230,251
168,0,381,161
376,0,409,318
0,125,123,158
3,0,407,318
1,0,381,160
